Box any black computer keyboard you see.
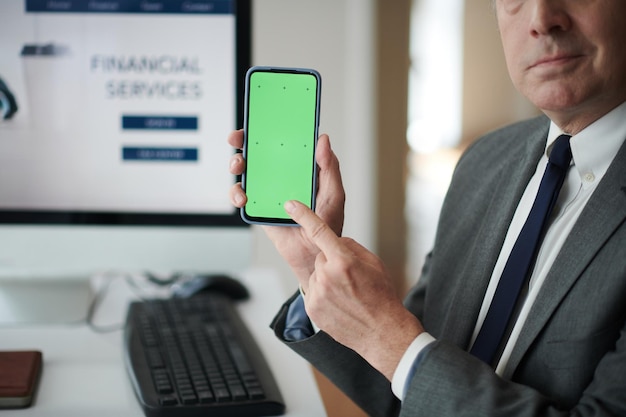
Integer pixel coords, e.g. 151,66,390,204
123,294,286,417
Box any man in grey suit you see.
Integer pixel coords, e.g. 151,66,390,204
229,0,626,415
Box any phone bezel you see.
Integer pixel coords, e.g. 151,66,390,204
240,66,321,226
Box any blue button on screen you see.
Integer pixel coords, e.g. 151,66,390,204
122,115,198,130
122,147,198,161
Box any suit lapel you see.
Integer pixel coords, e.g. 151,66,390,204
503,138,626,378
440,122,550,348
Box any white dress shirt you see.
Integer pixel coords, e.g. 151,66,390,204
392,101,626,399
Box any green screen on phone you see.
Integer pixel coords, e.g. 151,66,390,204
242,68,320,224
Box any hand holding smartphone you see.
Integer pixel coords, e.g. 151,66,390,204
241,66,321,225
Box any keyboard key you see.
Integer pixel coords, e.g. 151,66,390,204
229,384,248,400
197,390,215,403
159,395,178,406
214,387,231,402
181,394,198,405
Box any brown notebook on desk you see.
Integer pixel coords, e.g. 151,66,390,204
0,350,43,408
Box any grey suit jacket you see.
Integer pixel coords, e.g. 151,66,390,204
271,115,626,417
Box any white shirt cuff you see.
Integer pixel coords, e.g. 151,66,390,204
391,332,436,400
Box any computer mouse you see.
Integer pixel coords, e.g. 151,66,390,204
172,274,250,301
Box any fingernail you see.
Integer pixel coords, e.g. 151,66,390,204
234,193,244,206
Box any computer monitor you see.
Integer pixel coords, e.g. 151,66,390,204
0,0,251,322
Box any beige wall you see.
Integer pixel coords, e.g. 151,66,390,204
462,0,539,147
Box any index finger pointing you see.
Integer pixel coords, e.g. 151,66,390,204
284,200,342,254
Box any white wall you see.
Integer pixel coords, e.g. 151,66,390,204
249,0,377,288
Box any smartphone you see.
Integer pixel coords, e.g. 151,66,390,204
241,66,321,225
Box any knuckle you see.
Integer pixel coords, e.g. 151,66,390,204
336,257,357,277
308,220,329,242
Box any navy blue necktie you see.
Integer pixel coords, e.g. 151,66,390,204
470,134,572,365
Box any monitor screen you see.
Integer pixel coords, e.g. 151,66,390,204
0,0,251,281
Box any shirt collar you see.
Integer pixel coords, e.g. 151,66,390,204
546,101,626,187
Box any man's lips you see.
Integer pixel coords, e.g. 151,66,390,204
528,53,583,70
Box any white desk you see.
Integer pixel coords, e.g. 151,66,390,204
0,268,326,417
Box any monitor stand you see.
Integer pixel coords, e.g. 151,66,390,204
0,277,93,325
